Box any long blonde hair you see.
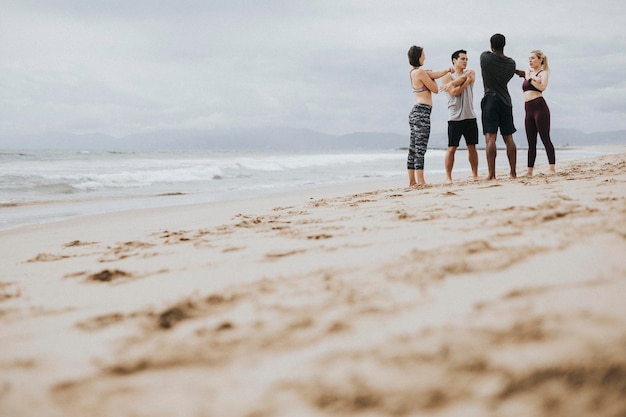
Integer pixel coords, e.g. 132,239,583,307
531,50,549,71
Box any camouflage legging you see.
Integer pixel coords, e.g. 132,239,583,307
407,103,432,170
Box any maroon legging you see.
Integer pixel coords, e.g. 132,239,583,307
524,96,555,167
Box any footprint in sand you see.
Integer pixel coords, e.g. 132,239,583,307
87,269,132,283
0,282,21,301
27,253,70,263
63,240,98,248
265,249,307,260
76,312,126,331
307,234,333,240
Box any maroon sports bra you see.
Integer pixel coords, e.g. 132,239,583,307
522,70,543,92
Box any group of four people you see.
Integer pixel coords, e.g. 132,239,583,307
407,33,555,186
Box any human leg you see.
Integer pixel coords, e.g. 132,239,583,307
485,133,497,180
413,105,431,185
407,105,419,186
407,104,431,186
446,121,462,184
416,169,426,186
524,101,538,175
467,144,479,179
503,135,517,178
407,170,416,186
481,97,499,180
536,98,555,172
499,100,517,179
465,119,480,180
445,146,457,184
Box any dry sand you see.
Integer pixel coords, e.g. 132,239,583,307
1,150,626,417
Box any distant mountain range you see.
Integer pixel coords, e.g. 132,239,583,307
1,127,625,151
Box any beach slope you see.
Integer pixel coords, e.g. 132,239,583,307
1,152,625,417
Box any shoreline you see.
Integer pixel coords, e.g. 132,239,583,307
1,145,623,233
1,150,626,416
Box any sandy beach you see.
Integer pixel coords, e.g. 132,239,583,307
1,149,626,417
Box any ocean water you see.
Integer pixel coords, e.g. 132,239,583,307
0,147,610,231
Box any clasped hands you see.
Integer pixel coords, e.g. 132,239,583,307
439,69,475,93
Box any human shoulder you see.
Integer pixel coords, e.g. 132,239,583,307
410,67,426,77
480,51,495,66
537,70,550,87
490,53,516,69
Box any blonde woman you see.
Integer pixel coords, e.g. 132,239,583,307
407,45,451,186
523,50,555,175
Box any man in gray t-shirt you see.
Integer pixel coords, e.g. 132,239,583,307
479,33,525,180
441,49,479,183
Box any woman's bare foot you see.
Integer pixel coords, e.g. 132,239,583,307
416,169,426,187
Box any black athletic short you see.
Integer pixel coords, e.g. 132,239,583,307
481,94,516,136
447,118,479,147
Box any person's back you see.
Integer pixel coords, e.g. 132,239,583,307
480,33,520,180
480,51,516,107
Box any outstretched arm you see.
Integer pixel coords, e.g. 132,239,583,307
425,67,453,80
414,68,440,94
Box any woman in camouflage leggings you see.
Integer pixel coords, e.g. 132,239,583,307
407,45,450,186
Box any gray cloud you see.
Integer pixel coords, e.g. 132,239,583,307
1,0,625,139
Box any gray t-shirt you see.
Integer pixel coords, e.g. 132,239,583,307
480,51,516,107
447,71,476,121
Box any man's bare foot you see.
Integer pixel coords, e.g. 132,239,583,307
526,168,534,177
548,165,556,175
445,178,453,185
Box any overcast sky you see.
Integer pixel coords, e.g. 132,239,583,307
1,0,625,139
